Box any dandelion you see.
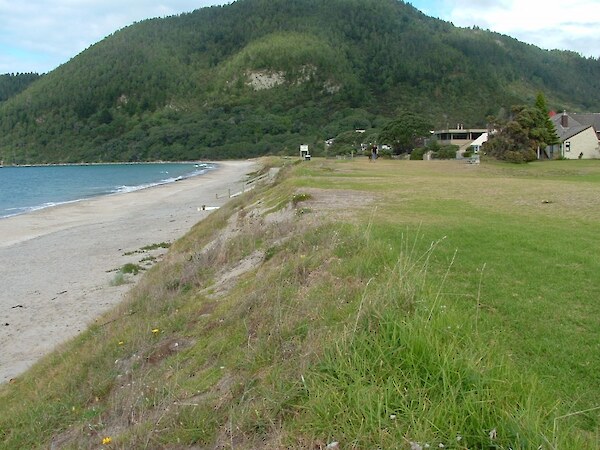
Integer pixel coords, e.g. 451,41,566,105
102,436,112,445
489,428,497,440
151,328,160,335
118,341,124,346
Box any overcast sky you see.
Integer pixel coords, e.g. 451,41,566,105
412,0,600,58
1,0,598,75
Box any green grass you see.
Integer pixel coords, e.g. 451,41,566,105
109,263,145,286
140,242,171,252
1,157,599,449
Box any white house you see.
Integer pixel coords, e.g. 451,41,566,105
470,132,488,154
430,125,487,153
549,112,600,159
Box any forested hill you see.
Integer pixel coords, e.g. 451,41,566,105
1,0,599,164
0,73,42,103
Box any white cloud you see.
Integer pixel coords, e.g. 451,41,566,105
0,1,228,74
2,0,599,75
444,0,600,57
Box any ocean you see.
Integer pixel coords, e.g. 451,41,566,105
0,162,215,219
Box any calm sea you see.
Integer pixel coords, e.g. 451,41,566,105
0,163,215,219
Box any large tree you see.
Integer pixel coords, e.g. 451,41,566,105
534,92,560,150
378,112,433,154
486,94,559,163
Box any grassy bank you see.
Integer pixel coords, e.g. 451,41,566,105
1,158,599,449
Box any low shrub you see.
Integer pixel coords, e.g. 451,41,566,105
410,147,426,160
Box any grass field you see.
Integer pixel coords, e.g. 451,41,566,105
1,157,599,449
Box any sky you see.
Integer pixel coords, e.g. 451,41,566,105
410,0,600,58
0,1,230,74
1,0,599,75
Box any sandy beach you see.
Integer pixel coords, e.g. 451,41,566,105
0,160,258,384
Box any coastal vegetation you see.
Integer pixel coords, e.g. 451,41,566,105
112,243,174,285
1,0,599,164
1,157,599,448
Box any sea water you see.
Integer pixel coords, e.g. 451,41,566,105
0,162,215,219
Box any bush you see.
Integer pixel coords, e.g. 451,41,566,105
501,151,536,164
502,149,537,163
410,147,426,160
377,147,392,159
434,145,459,159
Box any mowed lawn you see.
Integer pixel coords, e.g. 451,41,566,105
294,157,600,432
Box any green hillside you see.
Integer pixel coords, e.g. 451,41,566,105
0,73,41,102
1,0,599,163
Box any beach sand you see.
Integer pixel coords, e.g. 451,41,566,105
0,160,258,383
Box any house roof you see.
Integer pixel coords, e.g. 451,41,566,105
561,125,593,141
551,113,593,142
470,132,488,146
571,113,600,131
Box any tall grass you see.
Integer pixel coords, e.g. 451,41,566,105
296,231,582,449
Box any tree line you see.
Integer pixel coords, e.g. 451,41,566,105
0,73,41,102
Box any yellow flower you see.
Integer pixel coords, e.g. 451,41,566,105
102,436,112,445
152,328,160,334
118,341,124,346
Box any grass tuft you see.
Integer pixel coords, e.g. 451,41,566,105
140,242,171,251
292,192,313,206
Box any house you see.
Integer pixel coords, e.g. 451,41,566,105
548,111,600,159
430,125,487,152
470,132,488,154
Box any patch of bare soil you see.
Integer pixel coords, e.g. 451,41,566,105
201,187,377,298
300,188,378,220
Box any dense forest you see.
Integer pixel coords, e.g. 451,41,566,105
1,0,599,163
0,73,42,103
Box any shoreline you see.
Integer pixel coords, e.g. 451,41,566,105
0,160,213,168
0,161,216,220
0,159,259,383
